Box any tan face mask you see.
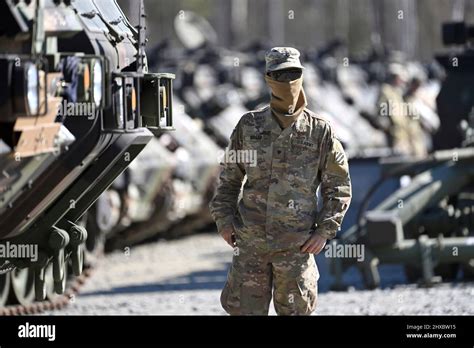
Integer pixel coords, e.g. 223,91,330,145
265,75,307,128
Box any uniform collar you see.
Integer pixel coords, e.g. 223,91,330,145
261,107,310,137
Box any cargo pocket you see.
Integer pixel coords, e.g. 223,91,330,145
220,263,242,315
273,253,318,316
295,262,318,315
239,265,273,315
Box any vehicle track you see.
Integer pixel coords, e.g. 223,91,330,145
0,268,94,316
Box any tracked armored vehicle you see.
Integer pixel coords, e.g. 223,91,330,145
0,0,174,307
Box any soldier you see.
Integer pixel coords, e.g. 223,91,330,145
377,64,427,157
209,47,352,315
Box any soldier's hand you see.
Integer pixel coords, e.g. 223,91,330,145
219,226,235,248
301,233,327,254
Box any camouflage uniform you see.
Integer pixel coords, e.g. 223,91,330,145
209,48,352,316
377,76,427,157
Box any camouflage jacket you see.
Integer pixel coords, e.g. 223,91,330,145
377,84,426,157
209,106,352,249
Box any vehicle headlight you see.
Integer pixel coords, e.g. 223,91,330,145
26,64,39,115
92,60,103,108
140,73,175,132
113,77,124,128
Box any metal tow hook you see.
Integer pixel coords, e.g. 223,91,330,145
32,252,49,301
68,225,88,276
48,227,70,294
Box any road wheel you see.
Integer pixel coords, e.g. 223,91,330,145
0,274,10,307
9,268,35,305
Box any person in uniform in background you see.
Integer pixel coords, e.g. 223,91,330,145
404,76,440,153
377,64,427,157
209,47,352,315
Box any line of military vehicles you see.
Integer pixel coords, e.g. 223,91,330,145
0,0,473,309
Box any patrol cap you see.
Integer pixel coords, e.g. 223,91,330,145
265,47,304,73
387,63,408,82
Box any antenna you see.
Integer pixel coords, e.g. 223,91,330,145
136,0,147,74
135,0,147,128
31,0,45,55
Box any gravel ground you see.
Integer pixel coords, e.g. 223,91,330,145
44,233,474,315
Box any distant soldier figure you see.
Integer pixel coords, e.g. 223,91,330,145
209,47,352,315
377,64,427,157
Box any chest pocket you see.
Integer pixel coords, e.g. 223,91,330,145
290,136,321,181
242,132,272,180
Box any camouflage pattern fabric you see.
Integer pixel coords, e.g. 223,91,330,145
221,235,318,315
265,47,305,72
377,83,427,157
210,106,352,246
209,105,352,315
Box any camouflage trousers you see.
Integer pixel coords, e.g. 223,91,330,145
221,239,318,315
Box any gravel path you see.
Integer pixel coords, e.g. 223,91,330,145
45,233,474,315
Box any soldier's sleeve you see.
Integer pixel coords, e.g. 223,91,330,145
315,126,352,239
209,118,246,232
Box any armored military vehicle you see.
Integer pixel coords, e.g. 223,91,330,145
0,0,174,307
